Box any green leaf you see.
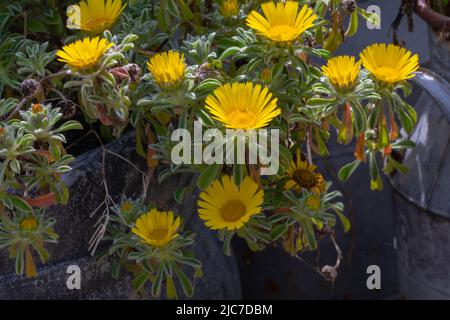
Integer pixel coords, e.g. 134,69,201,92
9,195,33,213
174,186,190,204
233,164,246,186
157,0,170,32
219,46,241,61
335,210,351,233
9,159,20,174
197,164,220,190
301,218,317,250
172,263,194,297
391,140,416,149
270,224,287,241
345,11,359,37
338,160,360,182
31,242,49,263
178,0,194,20
15,244,25,275
222,231,233,256
151,266,164,298
397,108,414,134
55,120,83,133
27,17,47,33
308,97,337,107
166,276,178,299
195,79,222,96
132,272,149,292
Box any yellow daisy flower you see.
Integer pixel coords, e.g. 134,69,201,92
246,1,317,43
147,51,187,88
360,43,419,84
56,37,113,71
221,0,239,17
68,0,127,34
19,217,38,232
204,82,280,130
198,176,264,231
285,150,325,194
322,56,361,90
131,209,181,247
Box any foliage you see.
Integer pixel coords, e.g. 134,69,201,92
0,0,420,298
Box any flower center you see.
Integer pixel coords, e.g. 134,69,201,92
120,201,133,213
292,169,317,188
228,109,256,129
267,25,298,42
20,218,38,231
221,200,246,222
148,228,168,241
374,66,397,82
85,18,112,31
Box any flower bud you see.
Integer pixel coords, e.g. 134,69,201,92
31,103,44,114
341,0,357,15
20,79,43,100
124,63,142,83
220,0,239,18
109,64,142,84
57,100,77,119
305,195,321,211
20,217,38,232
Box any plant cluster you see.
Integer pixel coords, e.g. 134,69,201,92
0,0,420,298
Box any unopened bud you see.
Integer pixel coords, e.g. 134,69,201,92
31,103,44,114
20,217,38,231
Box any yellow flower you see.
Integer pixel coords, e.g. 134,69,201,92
147,51,186,88
198,176,264,231
305,195,321,211
285,150,325,194
20,217,38,232
131,209,181,247
56,37,113,71
221,0,239,17
246,1,317,43
205,82,280,130
120,201,133,213
322,56,361,90
68,0,126,34
360,43,419,84
31,103,44,114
